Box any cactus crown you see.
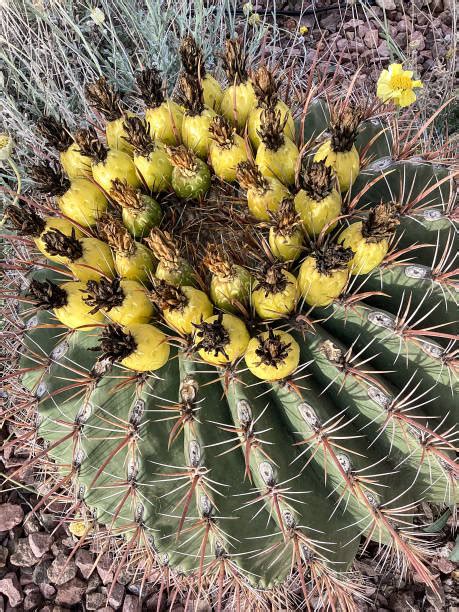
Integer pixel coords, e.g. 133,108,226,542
209,115,236,148
299,160,334,200
255,263,289,295
330,105,362,153
203,243,235,279
252,66,279,108
177,73,205,115
180,35,206,77
36,115,73,152
4,204,46,237
98,217,135,255
85,76,124,121
236,160,270,194
269,198,302,238
257,106,287,152
149,279,188,311
222,37,248,85
313,242,354,275
110,179,145,211
193,313,230,359
123,116,155,155
96,323,137,362
362,203,400,242
255,329,292,368
135,67,165,108
74,126,108,163
42,228,83,261
30,162,70,196
166,145,198,174
28,279,67,309
83,277,125,313
145,228,181,265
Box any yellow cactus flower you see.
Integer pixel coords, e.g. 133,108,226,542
0,133,13,161
376,63,423,108
69,519,93,537
299,25,309,36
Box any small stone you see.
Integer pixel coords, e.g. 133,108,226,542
377,40,391,58
0,504,24,531
145,593,167,612
19,568,34,586
39,583,56,599
0,573,23,608
364,29,379,49
436,556,455,573
10,539,40,567
320,14,338,32
0,548,8,568
97,553,114,585
344,18,364,28
394,32,407,48
32,559,53,585
123,595,140,612
24,590,43,611
22,513,40,535
87,574,101,593
107,582,125,608
55,577,86,606
87,592,107,610
409,31,426,51
75,548,94,579
29,532,52,558
376,0,396,9
51,539,70,557
47,553,77,585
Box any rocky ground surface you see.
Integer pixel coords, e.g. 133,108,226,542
252,0,457,129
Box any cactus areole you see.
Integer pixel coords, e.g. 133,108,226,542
3,35,457,612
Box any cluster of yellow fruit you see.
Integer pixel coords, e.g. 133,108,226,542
9,36,400,384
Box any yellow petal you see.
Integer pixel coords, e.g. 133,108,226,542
377,82,393,98
398,90,417,107
389,63,403,75
413,80,423,88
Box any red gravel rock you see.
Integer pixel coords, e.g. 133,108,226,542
107,581,125,608
28,532,52,557
86,591,107,610
0,504,24,531
23,589,43,610
123,594,141,611
97,553,114,585
0,573,23,608
0,547,8,568
55,577,86,606
10,539,40,567
47,553,77,586
75,548,94,579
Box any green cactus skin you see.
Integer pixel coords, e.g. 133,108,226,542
6,89,458,612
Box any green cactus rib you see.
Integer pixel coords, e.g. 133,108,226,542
6,85,457,611
362,253,457,334
315,299,458,432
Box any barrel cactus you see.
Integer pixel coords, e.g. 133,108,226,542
2,36,457,611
